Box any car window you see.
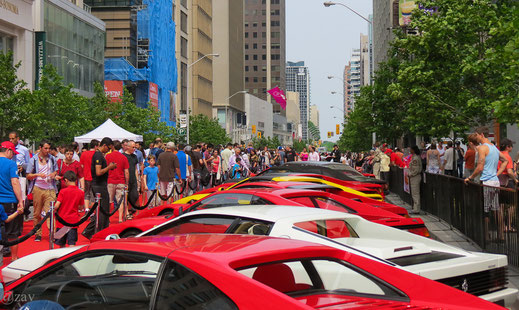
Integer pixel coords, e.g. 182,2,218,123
12,252,162,309
312,197,357,214
147,216,236,236
155,260,237,310
294,220,359,239
187,194,268,212
229,218,273,235
237,259,405,299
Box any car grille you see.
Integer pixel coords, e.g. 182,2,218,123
436,267,508,296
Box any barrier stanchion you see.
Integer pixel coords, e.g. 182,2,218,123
124,188,128,219
49,201,55,250
95,193,101,233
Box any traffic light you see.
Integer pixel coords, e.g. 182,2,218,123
327,131,331,138
258,131,262,138
336,124,340,135
252,125,256,134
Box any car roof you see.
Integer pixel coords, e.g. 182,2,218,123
87,234,346,267
179,205,359,222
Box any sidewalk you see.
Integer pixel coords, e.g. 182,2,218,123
386,193,519,310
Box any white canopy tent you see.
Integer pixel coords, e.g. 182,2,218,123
74,119,143,143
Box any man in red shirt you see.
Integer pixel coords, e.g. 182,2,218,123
106,140,129,222
80,139,99,210
387,149,405,168
56,146,84,191
498,138,518,188
54,171,84,247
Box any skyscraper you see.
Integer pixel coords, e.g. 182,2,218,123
243,0,286,114
343,63,352,115
350,49,361,107
286,61,310,140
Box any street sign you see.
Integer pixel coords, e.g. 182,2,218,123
179,114,187,128
177,128,186,136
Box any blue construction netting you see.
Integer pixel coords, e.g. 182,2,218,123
105,0,177,127
138,0,177,126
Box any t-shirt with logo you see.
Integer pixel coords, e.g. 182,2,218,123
91,151,108,186
106,151,129,184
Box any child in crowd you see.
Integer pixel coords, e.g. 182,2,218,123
0,203,24,263
54,171,84,248
143,155,159,208
231,157,243,179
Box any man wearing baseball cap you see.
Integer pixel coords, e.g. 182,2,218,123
0,141,25,261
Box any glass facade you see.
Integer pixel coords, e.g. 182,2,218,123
44,1,105,93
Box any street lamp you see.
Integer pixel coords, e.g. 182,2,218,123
331,91,344,96
330,105,345,114
186,53,219,144
323,1,372,24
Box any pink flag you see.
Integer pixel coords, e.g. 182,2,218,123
267,87,287,109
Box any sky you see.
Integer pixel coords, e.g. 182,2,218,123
286,0,373,142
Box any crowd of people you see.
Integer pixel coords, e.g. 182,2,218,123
0,132,347,261
1,126,517,261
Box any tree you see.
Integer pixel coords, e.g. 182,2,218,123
188,114,231,146
0,52,32,139
307,121,320,142
27,65,93,145
387,0,512,137
338,87,374,152
292,139,311,152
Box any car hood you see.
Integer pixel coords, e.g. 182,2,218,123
4,246,84,271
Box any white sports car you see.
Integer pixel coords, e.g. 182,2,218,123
135,205,517,308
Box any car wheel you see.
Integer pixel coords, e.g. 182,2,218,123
119,229,142,238
158,209,174,216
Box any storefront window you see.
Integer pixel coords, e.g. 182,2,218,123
0,33,14,54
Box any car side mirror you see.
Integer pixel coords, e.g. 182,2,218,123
178,207,183,216
105,234,120,240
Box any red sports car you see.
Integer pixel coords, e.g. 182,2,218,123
94,188,428,242
0,235,506,309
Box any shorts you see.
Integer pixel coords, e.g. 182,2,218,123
482,180,500,213
159,181,174,197
54,228,78,246
84,180,95,202
108,183,125,205
1,202,23,239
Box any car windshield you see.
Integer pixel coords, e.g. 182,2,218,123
236,259,406,300
294,219,359,239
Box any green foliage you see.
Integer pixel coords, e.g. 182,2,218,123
292,139,312,152
338,87,374,152
0,60,179,146
188,114,231,146
251,136,281,150
340,0,519,151
321,141,335,152
0,52,31,139
307,121,320,142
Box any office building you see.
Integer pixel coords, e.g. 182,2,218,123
213,0,245,140
1,0,34,88
286,61,310,140
350,49,361,107
286,91,300,140
245,93,273,140
373,0,397,73
34,0,105,95
243,0,286,114
343,63,352,115
88,0,177,125
310,105,319,128
360,33,370,86
368,14,374,85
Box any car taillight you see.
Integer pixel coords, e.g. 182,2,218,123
406,226,430,238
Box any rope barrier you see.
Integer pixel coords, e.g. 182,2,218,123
174,181,187,196
0,212,52,246
98,191,127,217
127,190,157,210
54,202,99,227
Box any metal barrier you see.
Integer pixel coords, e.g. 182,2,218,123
389,166,519,267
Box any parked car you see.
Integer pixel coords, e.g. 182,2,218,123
1,234,506,310
132,188,426,237
132,206,517,307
